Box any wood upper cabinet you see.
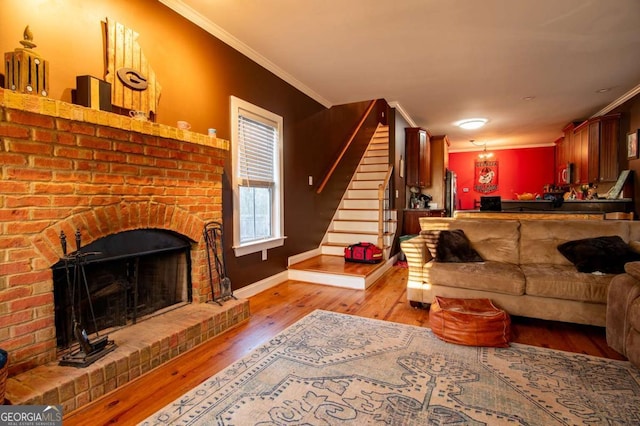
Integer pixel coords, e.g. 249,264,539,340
587,119,600,183
429,134,450,210
560,113,621,185
555,135,567,179
405,127,430,187
573,121,589,184
598,114,621,182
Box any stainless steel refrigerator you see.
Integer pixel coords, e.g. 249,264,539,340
445,170,457,217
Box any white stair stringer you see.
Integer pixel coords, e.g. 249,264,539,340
321,124,397,259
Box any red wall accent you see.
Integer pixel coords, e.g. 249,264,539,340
449,146,556,210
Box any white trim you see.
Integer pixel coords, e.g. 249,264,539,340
233,270,289,299
287,248,322,267
231,96,285,257
287,269,366,289
448,142,555,153
234,256,397,298
159,0,332,108
388,101,416,127
364,257,396,288
591,83,640,118
233,236,286,257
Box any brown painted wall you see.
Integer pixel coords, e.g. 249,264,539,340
1,0,378,289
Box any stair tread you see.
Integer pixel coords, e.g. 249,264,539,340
334,219,377,223
328,229,394,236
288,255,385,278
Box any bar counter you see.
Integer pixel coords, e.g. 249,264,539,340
455,199,633,220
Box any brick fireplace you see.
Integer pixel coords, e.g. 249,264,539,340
0,88,248,407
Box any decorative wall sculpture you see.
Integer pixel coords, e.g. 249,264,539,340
104,18,162,119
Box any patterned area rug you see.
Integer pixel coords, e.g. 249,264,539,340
141,310,640,425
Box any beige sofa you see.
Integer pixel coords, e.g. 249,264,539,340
401,217,640,327
607,262,640,367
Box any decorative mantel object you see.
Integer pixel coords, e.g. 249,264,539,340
104,18,162,120
74,75,112,111
3,26,50,96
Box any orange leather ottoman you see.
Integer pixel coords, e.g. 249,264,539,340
429,296,511,347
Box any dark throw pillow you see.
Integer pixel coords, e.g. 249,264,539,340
557,236,640,274
423,229,483,263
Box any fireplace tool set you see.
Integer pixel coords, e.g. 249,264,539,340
58,229,116,367
204,221,236,306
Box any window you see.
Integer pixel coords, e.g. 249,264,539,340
231,96,285,257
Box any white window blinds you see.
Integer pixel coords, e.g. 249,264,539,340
237,114,277,187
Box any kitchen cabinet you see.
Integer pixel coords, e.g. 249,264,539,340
403,209,445,235
405,127,430,187
573,121,589,184
429,134,450,212
558,114,621,185
588,119,600,183
554,135,567,183
598,114,621,182
557,123,576,183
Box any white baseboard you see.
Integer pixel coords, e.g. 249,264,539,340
234,253,399,299
233,270,289,299
287,247,321,266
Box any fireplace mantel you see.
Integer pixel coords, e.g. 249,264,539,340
0,88,229,151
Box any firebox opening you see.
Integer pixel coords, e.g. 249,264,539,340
52,229,192,349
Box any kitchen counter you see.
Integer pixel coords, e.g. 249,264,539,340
500,199,633,213
455,199,633,220
454,210,605,220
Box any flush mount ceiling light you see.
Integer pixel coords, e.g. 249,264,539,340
455,118,488,130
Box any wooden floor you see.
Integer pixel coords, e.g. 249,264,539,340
63,264,626,425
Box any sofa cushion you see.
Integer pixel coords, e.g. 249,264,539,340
557,236,640,274
420,218,520,264
521,264,612,303
424,260,525,295
630,297,640,332
519,220,631,266
423,229,483,262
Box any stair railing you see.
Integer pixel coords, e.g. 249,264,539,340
316,100,377,194
377,165,394,253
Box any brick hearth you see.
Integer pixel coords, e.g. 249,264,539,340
5,300,249,411
0,88,240,410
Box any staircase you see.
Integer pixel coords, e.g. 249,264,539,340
289,124,398,289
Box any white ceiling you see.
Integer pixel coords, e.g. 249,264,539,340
161,0,640,152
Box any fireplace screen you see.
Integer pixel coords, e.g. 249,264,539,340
52,229,192,349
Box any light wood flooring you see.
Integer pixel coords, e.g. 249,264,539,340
63,264,626,425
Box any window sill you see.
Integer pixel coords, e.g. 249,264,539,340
233,236,286,257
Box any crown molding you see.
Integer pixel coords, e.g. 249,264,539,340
591,82,640,118
388,101,416,127
158,0,333,108
448,142,555,153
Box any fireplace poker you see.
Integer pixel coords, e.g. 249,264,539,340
58,229,116,367
204,221,236,305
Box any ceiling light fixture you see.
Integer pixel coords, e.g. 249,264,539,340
470,139,494,159
455,118,488,130
478,145,494,159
